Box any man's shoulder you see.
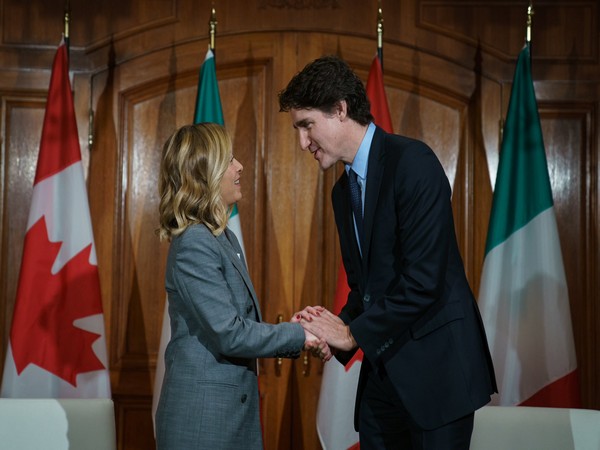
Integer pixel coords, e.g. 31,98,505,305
376,131,437,164
377,129,429,152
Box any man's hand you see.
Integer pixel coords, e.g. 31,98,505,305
300,308,357,352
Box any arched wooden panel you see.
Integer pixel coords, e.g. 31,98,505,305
540,103,598,408
0,95,46,364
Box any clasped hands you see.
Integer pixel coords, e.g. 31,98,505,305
291,306,357,362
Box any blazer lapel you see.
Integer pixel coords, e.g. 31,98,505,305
363,127,386,266
216,229,262,321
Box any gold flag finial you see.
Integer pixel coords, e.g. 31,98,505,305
377,3,384,51
526,1,534,44
376,1,384,70
64,0,71,40
209,7,217,51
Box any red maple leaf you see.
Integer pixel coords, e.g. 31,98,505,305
11,217,105,386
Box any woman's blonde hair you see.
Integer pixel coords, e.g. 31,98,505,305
157,123,232,241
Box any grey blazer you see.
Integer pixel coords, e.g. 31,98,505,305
155,224,305,450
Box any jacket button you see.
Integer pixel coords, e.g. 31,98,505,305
364,295,370,302
246,304,253,313
241,394,247,403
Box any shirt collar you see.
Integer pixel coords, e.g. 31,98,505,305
346,122,375,180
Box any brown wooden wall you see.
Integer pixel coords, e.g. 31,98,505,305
0,1,598,449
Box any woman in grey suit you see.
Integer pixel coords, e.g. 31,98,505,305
155,123,327,449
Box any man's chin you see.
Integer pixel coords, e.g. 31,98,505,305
318,159,334,170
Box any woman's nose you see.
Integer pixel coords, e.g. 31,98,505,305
234,158,243,172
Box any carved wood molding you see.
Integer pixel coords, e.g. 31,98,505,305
258,0,340,9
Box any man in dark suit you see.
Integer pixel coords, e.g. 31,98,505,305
279,56,497,450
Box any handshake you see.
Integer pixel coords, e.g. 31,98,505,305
291,306,357,362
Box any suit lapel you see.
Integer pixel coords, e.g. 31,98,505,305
216,229,262,321
363,127,386,266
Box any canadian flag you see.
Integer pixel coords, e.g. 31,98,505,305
1,38,111,398
316,264,362,450
316,54,392,450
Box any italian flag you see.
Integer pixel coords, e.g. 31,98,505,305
478,43,580,407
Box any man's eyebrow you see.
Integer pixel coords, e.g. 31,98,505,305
293,119,311,129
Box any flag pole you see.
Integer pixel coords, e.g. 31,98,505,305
376,1,384,70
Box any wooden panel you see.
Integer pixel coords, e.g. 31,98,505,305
0,95,45,365
259,34,304,450
540,104,598,407
1,0,177,48
466,70,497,296
107,36,280,447
114,395,155,450
419,1,597,61
88,63,119,355
115,77,182,372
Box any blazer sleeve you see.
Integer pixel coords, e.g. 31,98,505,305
169,225,305,359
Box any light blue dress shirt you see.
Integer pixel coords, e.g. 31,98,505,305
345,122,376,254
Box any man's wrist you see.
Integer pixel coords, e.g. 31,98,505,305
346,325,357,350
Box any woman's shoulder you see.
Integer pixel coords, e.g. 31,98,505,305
182,222,211,235
172,223,218,248
168,224,224,267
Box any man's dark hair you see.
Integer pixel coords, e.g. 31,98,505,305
278,55,373,126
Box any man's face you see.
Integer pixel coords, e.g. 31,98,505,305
290,107,346,170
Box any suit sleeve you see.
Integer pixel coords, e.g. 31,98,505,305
170,226,305,359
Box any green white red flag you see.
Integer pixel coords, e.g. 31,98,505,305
478,43,580,407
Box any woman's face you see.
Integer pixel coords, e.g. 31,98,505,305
220,154,243,207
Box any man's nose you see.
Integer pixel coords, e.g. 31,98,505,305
298,130,311,150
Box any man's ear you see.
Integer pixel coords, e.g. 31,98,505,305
335,100,348,121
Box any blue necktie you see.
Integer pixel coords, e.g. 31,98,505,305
348,169,364,247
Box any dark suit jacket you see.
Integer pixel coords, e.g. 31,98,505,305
332,126,497,431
